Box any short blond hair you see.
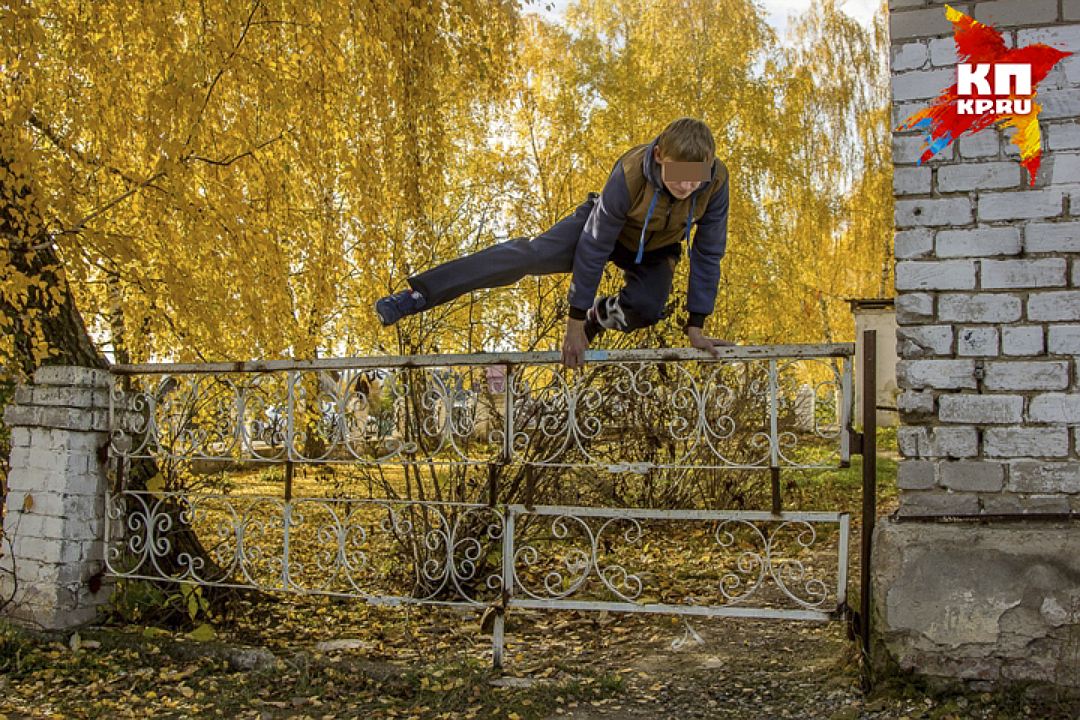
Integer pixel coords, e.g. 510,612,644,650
656,118,715,162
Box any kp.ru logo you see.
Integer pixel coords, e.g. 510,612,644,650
896,5,1071,185
955,64,1031,115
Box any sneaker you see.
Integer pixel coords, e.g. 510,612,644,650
592,296,626,331
375,289,426,326
584,305,604,342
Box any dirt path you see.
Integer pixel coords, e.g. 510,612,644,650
500,612,1028,720
3,599,1077,719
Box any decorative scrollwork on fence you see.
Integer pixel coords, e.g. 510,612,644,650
106,493,504,605
106,492,847,617
509,508,844,613
109,348,853,470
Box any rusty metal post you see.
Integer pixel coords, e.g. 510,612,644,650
859,329,877,683
770,467,781,515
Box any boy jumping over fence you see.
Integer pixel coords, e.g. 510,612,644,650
375,117,733,369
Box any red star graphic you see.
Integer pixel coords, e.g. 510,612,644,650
896,5,1071,185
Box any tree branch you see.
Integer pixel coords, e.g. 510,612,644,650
26,112,145,187
184,0,262,148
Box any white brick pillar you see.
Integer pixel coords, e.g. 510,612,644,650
877,0,1080,690
1,366,113,628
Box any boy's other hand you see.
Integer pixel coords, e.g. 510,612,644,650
686,326,736,358
562,318,589,369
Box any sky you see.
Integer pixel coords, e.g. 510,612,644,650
522,0,883,40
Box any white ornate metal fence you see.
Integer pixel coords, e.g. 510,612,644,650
105,343,860,666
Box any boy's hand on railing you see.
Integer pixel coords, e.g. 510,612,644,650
686,326,736,358
562,318,589,369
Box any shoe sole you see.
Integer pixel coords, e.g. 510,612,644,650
375,302,398,327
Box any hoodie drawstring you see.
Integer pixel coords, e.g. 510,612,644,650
635,189,660,264
684,195,697,248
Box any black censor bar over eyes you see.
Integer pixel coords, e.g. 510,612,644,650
661,161,710,183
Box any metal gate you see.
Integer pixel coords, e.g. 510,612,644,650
104,340,878,667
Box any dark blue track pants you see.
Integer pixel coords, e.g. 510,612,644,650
407,194,679,332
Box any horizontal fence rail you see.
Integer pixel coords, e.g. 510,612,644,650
108,344,855,471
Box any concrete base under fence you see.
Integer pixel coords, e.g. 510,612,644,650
872,517,1080,690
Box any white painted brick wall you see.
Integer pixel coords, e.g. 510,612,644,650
978,190,1065,221
981,259,1067,289
959,131,1000,159
1046,122,1080,151
1047,325,1080,354
1044,60,1077,91
892,67,956,103
982,494,1072,514
892,42,929,72
4,491,100,520
1002,326,1045,356
33,366,111,387
894,135,950,165
895,260,977,290
898,389,936,417
897,359,977,389
7,466,104,498
938,293,1022,323
984,427,1070,457
10,536,85,564
16,558,85,586
896,197,974,227
895,229,934,259
897,491,981,516
1050,154,1080,185
957,326,999,356
1026,221,1080,253
937,162,1021,192
998,135,1019,159
24,448,91,475
893,102,926,129
1061,57,1080,86
2,367,113,630
898,460,936,489
1040,88,1080,121
15,386,110,410
1015,25,1080,49
9,426,31,448
1028,393,1080,423
1029,291,1080,321
889,4,972,40
975,0,1058,26
1008,461,1080,493
984,361,1070,390
896,293,935,324
895,166,933,195
927,37,958,66
936,227,1020,258
898,425,979,457
896,325,953,357
939,461,1005,492
11,515,69,543
939,394,1023,424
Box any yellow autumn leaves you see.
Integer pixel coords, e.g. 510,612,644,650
0,0,891,377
